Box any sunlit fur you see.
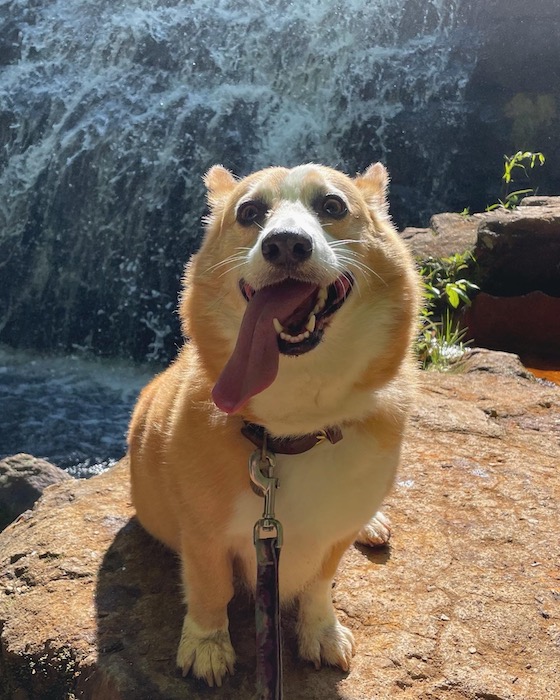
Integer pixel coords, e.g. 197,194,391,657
128,163,420,687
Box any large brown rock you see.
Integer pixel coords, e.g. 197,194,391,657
0,453,72,531
402,197,560,298
474,197,560,296
400,213,483,260
0,350,559,699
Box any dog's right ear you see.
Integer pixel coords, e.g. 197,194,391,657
354,162,390,217
203,165,237,207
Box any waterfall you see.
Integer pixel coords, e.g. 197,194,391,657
1,0,558,361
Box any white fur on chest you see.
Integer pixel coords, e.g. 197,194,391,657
227,425,400,598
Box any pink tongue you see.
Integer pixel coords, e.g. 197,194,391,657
212,279,317,414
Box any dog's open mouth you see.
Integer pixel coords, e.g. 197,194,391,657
240,274,353,356
212,274,353,414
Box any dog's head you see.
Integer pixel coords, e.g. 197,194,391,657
182,164,418,422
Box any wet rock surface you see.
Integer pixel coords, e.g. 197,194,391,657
464,291,560,357
0,350,559,699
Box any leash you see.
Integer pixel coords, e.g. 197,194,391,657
246,423,344,699
249,437,283,700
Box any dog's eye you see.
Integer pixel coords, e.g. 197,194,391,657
237,200,265,226
321,195,348,219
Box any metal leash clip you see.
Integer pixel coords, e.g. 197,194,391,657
249,442,283,548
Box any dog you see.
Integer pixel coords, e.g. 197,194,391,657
128,163,419,687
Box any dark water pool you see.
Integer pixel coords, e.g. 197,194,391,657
0,346,155,477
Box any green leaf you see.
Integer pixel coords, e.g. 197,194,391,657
446,285,460,308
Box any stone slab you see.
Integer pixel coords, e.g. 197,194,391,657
0,351,559,699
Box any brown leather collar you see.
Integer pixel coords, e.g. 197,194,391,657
241,421,343,455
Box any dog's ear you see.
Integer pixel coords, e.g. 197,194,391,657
354,163,390,216
203,165,237,207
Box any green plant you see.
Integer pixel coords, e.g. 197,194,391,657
416,251,479,369
419,252,479,316
486,150,545,211
416,310,470,370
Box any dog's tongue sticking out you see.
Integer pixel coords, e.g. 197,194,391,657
212,279,316,414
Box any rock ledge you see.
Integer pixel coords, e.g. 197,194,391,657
0,351,559,700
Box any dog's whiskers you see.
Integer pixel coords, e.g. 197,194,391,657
328,238,359,247
331,246,387,289
217,261,247,279
204,250,249,275
208,255,245,268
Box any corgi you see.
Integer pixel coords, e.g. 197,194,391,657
128,163,420,687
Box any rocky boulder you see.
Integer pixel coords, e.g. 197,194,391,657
402,197,560,293
400,212,483,260
0,453,72,531
401,197,560,278
0,350,559,699
403,197,560,357
474,196,560,297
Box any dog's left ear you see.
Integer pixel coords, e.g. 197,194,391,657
354,163,390,216
203,165,237,207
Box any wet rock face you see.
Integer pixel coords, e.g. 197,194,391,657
1,0,560,362
0,351,559,699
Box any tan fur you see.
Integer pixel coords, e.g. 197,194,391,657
128,163,420,687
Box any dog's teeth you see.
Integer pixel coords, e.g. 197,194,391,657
305,314,316,333
313,302,324,315
273,318,284,334
312,287,328,314
279,330,310,344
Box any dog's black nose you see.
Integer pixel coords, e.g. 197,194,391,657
261,229,313,266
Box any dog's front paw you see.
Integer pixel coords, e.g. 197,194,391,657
355,510,392,547
298,618,355,672
176,615,235,687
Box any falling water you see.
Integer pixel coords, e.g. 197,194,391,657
1,0,559,470
1,0,477,360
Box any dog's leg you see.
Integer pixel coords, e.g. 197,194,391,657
355,510,392,547
176,538,235,687
296,537,356,671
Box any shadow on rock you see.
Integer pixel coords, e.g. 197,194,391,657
353,542,391,566
91,517,355,699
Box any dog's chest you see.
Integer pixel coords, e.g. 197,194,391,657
227,426,399,595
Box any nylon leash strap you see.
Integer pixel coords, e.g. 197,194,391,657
249,444,283,700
